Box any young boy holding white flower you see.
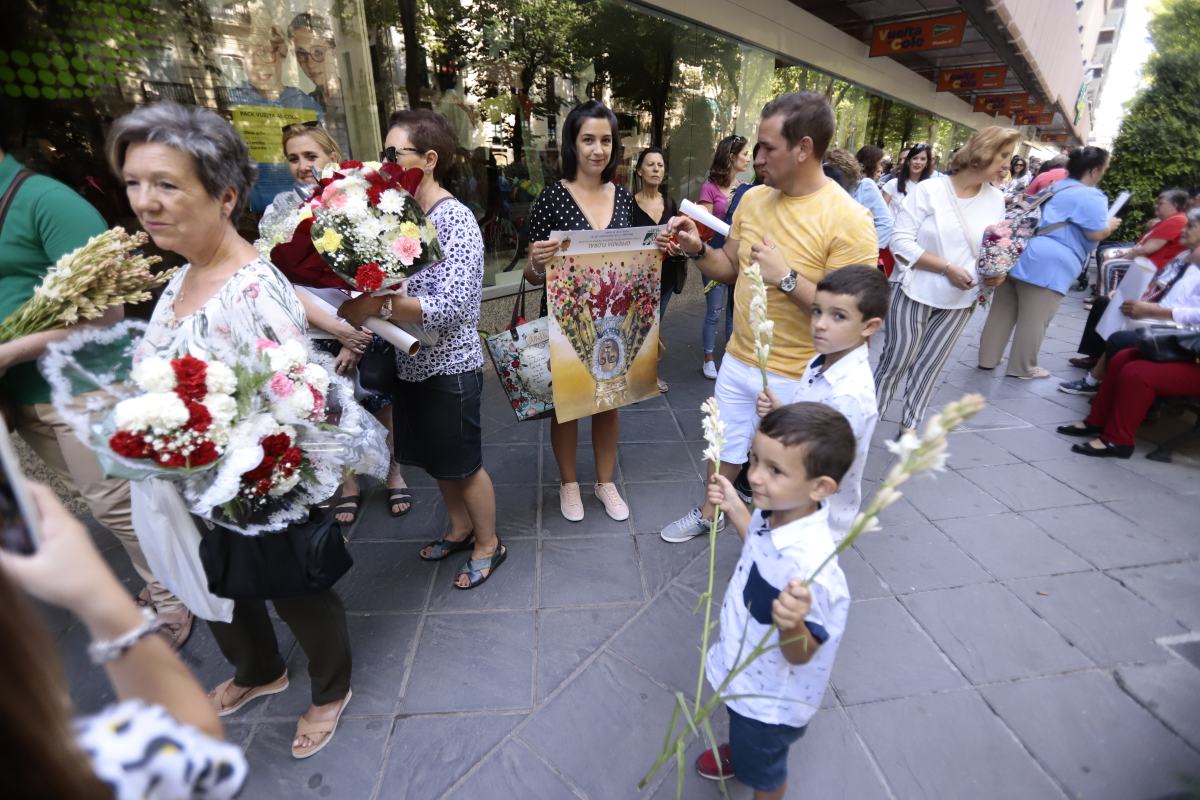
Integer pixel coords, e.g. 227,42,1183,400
757,264,888,542
697,402,855,799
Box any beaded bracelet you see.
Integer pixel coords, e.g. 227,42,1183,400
87,607,164,665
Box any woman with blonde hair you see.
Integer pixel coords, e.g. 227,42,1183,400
258,122,412,525
874,126,1018,435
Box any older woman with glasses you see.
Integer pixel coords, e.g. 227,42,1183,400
108,102,353,759
340,110,503,590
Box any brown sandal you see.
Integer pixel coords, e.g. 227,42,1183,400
292,689,353,759
208,672,289,717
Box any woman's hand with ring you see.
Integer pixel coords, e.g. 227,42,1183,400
336,325,372,353
944,265,976,290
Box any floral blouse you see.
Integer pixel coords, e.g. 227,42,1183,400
139,257,308,362
75,700,247,800
396,197,485,383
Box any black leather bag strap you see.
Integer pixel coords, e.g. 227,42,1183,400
0,169,34,233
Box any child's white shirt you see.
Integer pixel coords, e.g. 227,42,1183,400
706,506,850,728
778,344,878,543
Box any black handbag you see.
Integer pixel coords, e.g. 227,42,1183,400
1134,325,1200,363
198,507,353,600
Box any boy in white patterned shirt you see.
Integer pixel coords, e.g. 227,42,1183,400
698,402,855,799
757,264,888,542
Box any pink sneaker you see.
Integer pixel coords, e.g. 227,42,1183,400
594,482,629,521
559,482,584,522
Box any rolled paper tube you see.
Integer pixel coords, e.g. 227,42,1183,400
297,286,421,356
679,199,731,239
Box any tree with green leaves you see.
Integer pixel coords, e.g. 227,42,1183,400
1100,0,1200,240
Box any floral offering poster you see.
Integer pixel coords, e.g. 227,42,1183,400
546,226,663,423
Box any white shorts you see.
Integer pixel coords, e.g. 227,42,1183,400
713,355,805,464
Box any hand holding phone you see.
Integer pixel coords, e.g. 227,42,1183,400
0,424,39,555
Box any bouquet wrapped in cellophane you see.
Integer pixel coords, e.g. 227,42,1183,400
0,228,176,342
39,321,390,535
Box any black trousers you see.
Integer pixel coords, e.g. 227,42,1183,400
207,589,352,706
1078,299,1141,363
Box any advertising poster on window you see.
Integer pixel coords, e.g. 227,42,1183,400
545,228,663,423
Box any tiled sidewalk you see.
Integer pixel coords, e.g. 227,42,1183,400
57,289,1200,799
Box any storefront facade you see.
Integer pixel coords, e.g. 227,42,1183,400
3,0,980,296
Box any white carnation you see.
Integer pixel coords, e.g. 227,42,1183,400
130,357,176,393
266,339,308,372
303,363,330,394
203,393,238,429
377,189,406,215
115,392,189,434
205,362,237,395
288,388,316,417
270,469,303,496
356,214,387,240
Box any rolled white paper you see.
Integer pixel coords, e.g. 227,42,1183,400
1108,190,1130,217
679,198,731,238
297,286,421,356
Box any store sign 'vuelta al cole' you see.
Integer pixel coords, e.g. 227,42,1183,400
869,13,967,57
935,65,1008,92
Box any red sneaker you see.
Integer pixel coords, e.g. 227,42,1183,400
695,743,734,781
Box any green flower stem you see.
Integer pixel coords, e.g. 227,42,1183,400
694,506,723,716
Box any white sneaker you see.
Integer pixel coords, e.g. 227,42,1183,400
559,482,584,522
594,482,629,521
660,507,726,543
702,360,718,380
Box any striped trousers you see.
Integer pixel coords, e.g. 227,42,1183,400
873,288,975,429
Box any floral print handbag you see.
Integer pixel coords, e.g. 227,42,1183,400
482,277,555,422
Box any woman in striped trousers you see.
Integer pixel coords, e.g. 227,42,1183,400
873,127,1018,435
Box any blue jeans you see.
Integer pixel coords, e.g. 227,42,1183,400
703,283,734,354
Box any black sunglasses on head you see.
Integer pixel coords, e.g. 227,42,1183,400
281,119,320,134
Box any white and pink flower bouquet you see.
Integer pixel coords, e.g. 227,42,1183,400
41,321,390,535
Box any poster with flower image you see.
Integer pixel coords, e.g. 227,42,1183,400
545,227,664,423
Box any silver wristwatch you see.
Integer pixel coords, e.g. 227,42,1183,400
87,607,163,664
779,270,798,293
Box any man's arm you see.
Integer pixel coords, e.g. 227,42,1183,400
658,217,739,284
750,237,817,310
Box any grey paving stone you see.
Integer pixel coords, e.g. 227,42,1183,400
609,584,707,694
350,484,448,541
677,532,743,597
849,690,1065,800
1112,452,1200,495
238,718,390,799
620,442,703,482
943,431,1023,469
536,604,637,703
1110,561,1200,629
980,424,1079,462
427,538,535,610
1030,457,1165,503
539,537,644,606
958,463,1090,512
482,443,541,485
492,482,541,539
672,408,705,442
541,445,621,484
341,541,433,612
1005,572,1185,666
854,522,990,593
380,712,524,800
1115,660,1200,751
831,597,967,705
400,611,534,713
840,546,891,600
448,739,584,799
626,480,705,534
935,512,1091,579
900,469,1007,520
956,404,1028,432
540,483,632,536
987,395,1081,425
482,417,542,443
519,651,681,800
1024,504,1192,569
266,613,419,717
635,532,707,597
861,445,896,482
1104,493,1200,559
617,409,685,442
901,583,1092,683
982,672,1200,800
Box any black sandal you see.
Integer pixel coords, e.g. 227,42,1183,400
388,489,413,517
455,539,507,590
1056,422,1103,438
333,496,361,526
1071,439,1133,459
419,532,475,562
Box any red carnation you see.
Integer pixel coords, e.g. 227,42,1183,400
340,159,364,169
262,432,291,458
255,478,273,496
355,262,385,292
189,440,220,467
185,400,212,432
366,185,385,207
242,456,275,483
161,450,187,468
110,431,150,459
172,355,208,402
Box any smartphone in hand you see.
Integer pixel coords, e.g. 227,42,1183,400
0,424,40,555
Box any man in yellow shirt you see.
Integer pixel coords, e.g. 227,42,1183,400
659,92,877,543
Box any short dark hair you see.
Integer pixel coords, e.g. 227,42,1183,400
856,145,883,177
822,162,851,192
817,265,889,321
760,92,835,158
1066,146,1108,180
387,109,458,183
758,402,856,484
1160,187,1190,212
561,101,619,183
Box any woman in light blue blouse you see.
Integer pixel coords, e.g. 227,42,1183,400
978,146,1121,378
852,145,894,250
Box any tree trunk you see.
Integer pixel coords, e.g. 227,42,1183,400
398,0,428,109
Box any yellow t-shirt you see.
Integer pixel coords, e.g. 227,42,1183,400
726,181,877,378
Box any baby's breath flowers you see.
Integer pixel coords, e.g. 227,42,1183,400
0,228,173,341
640,394,986,798
744,263,773,391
